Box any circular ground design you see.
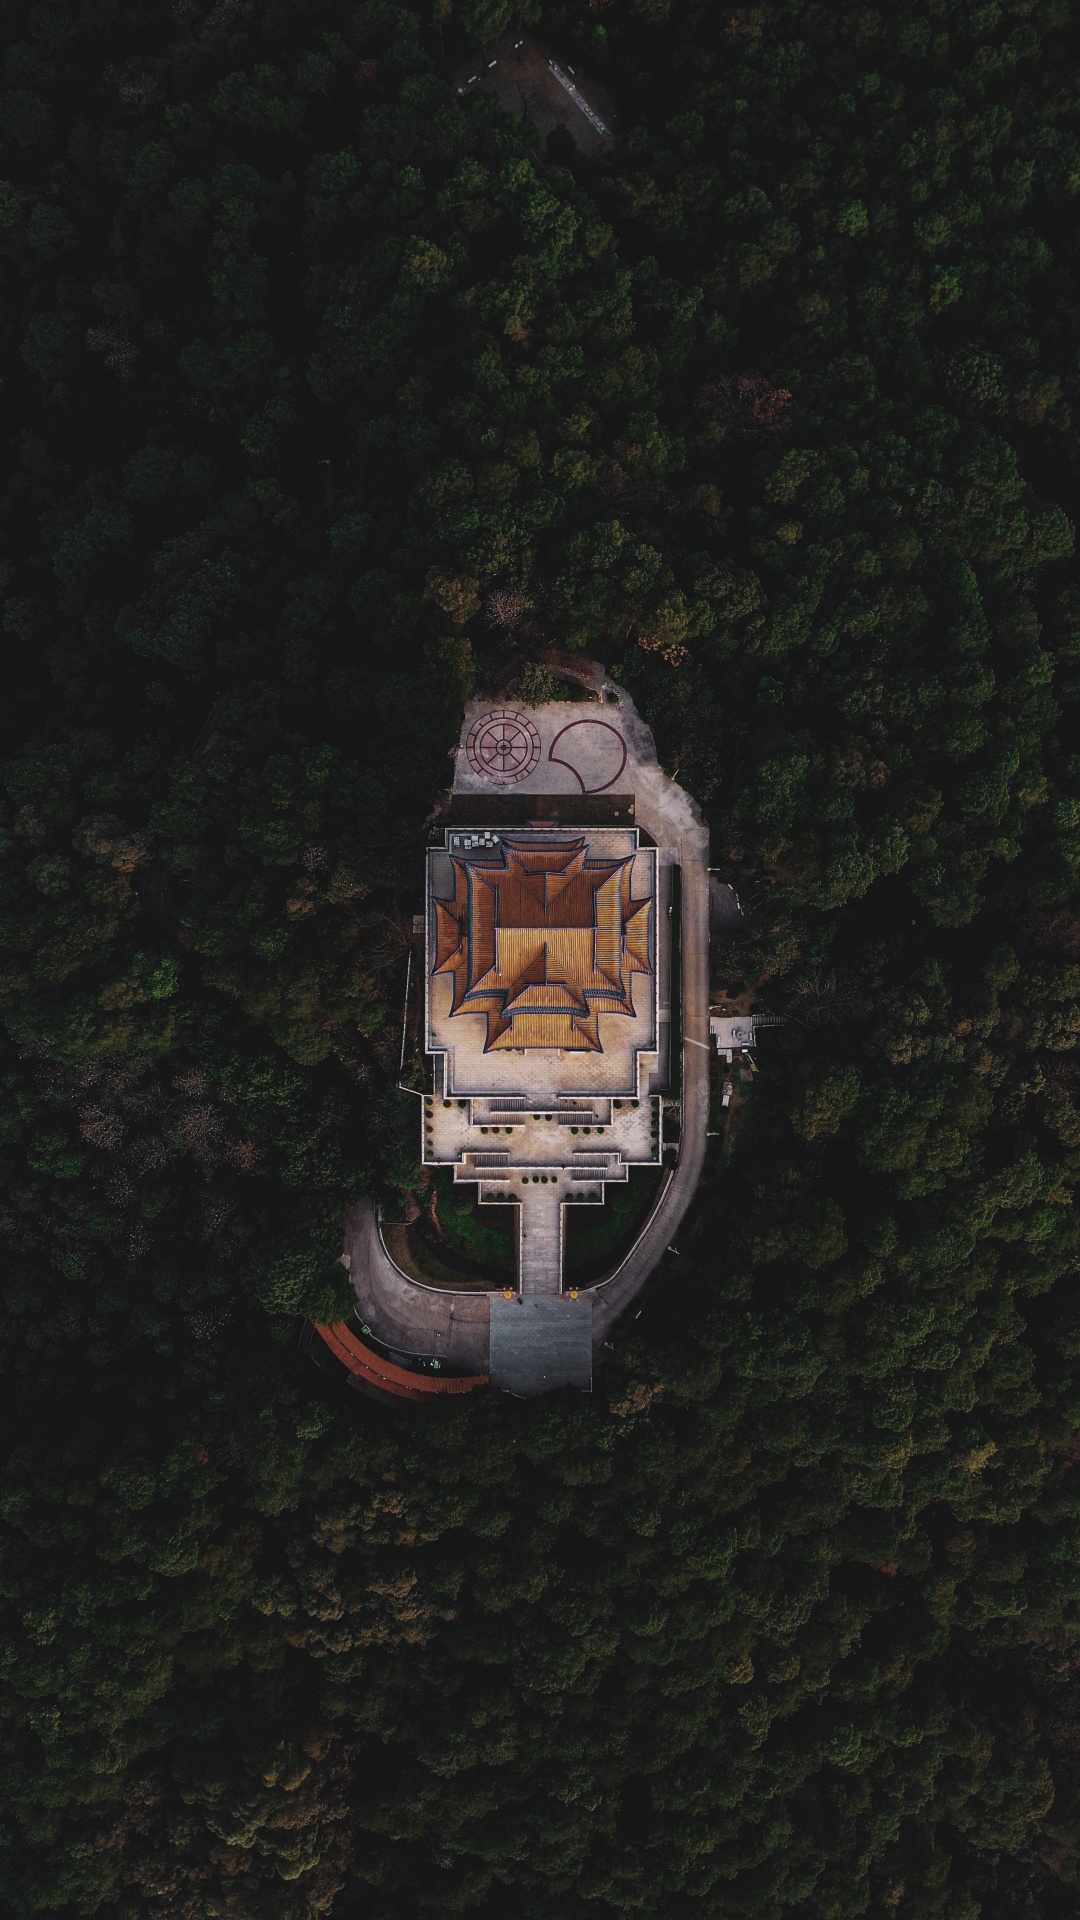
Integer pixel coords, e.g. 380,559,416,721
547,719,628,793
466,709,542,784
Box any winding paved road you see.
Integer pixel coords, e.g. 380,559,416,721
343,1201,490,1374
343,682,710,1375
591,784,709,1340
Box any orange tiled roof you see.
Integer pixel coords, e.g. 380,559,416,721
433,838,651,1052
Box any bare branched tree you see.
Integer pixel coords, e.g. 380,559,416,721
485,589,532,632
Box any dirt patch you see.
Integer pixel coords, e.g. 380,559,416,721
451,30,618,159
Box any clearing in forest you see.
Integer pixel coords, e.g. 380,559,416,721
451,30,618,158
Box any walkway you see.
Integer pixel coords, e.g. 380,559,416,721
519,1182,565,1294
591,706,710,1337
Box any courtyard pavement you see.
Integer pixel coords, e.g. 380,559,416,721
450,31,617,159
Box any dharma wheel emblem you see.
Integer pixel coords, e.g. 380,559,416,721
465,708,541,784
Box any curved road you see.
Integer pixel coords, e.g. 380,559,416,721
591,794,709,1339
343,684,711,1371
343,1202,490,1374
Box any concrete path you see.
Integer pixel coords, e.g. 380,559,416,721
344,678,710,1376
588,698,710,1338
343,1203,490,1374
450,31,617,160
518,1184,564,1295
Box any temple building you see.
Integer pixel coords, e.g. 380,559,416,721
424,823,664,1295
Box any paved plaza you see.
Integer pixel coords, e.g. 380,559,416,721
450,32,617,160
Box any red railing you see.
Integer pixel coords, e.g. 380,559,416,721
314,1323,487,1400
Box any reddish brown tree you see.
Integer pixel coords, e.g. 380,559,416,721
698,374,793,440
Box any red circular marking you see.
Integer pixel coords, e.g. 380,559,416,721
547,720,628,793
466,709,541,785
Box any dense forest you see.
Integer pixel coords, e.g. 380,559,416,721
2,0,1080,1912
